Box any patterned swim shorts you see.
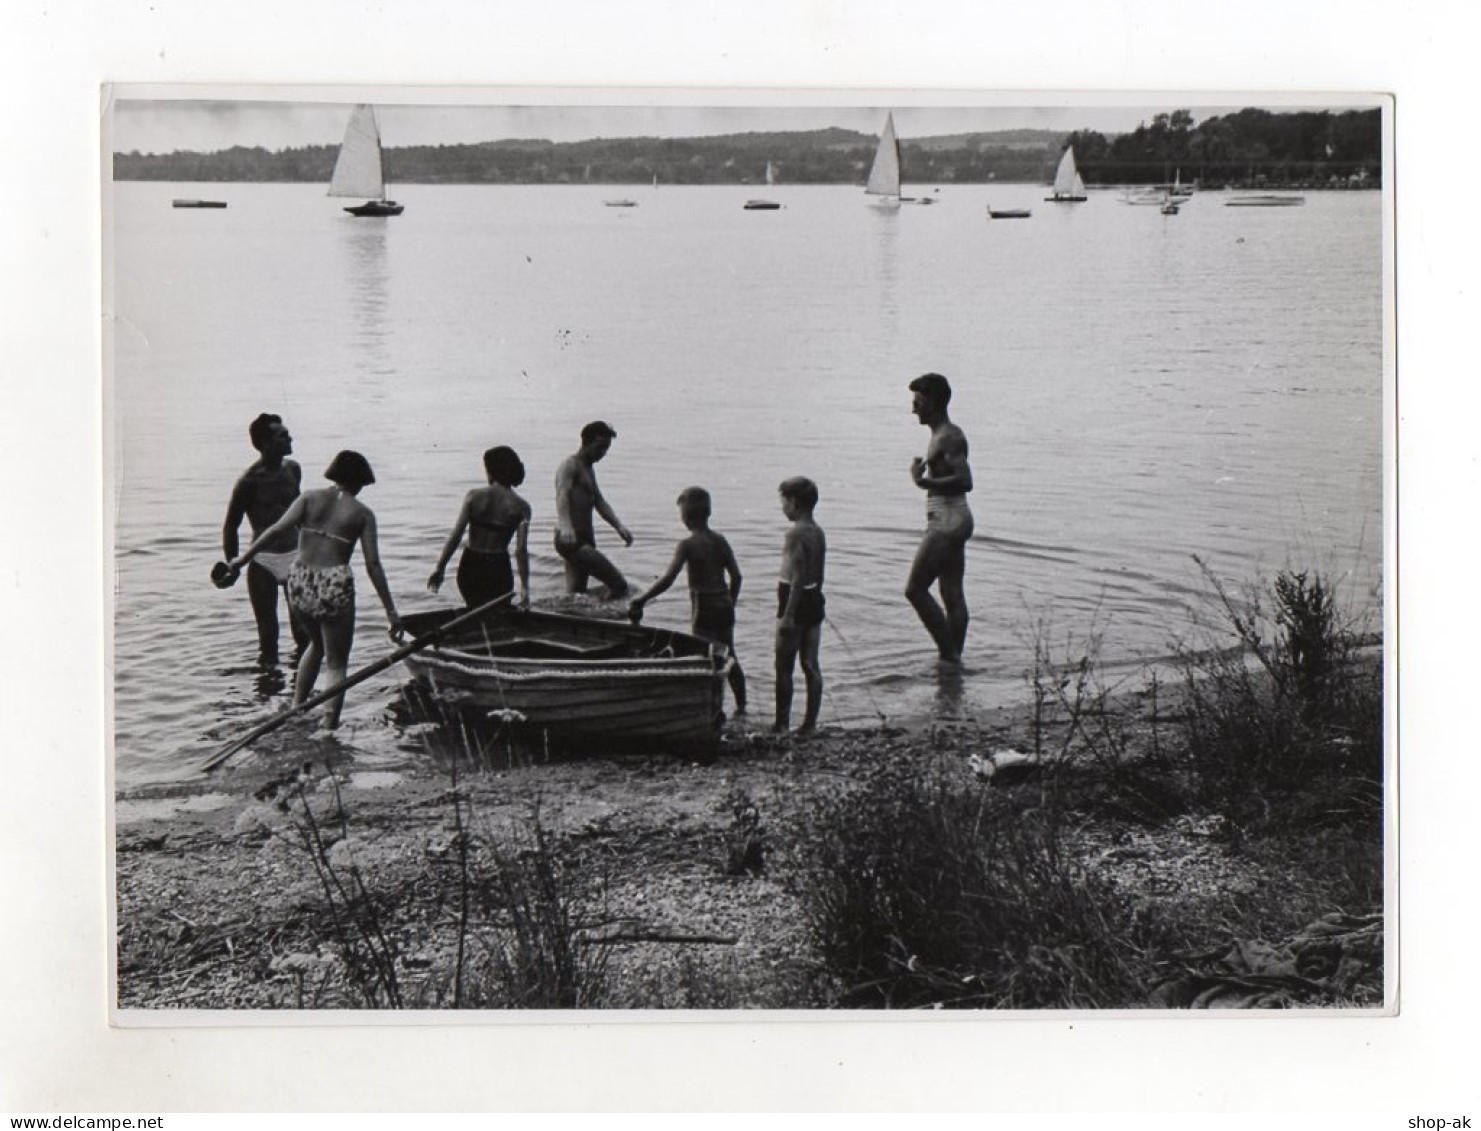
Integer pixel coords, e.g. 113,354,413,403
286,561,355,621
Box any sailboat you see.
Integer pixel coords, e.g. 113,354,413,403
329,105,403,217
865,112,903,208
744,160,781,210
1045,146,1088,202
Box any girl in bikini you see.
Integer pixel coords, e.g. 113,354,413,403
230,450,403,729
427,445,532,610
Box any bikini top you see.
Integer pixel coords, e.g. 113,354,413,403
302,525,354,546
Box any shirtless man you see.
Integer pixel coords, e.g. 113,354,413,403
904,373,975,664
553,420,633,599
223,413,309,666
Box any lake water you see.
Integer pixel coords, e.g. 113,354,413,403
110,181,1384,788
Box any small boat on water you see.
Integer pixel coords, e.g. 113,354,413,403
329,105,403,217
400,605,729,752
1045,147,1088,202
987,206,1032,219
1160,199,1181,215
1121,188,1167,206
604,199,638,208
172,199,227,209
1225,193,1307,207
745,163,781,210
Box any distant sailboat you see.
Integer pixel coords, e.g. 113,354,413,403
865,112,903,208
329,105,403,217
745,160,782,210
1046,146,1088,202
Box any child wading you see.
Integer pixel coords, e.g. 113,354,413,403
628,487,747,715
774,476,826,734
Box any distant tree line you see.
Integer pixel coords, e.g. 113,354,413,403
1065,108,1382,188
112,108,1381,188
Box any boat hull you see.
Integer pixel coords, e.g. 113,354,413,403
400,606,727,750
743,200,782,210
172,199,227,208
1225,195,1305,207
988,209,1032,219
344,200,404,216
1044,194,1087,203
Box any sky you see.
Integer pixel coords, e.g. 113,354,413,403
106,93,1372,155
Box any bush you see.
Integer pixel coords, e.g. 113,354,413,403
790,751,1162,1008
458,812,614,1009
1176,562,1383,831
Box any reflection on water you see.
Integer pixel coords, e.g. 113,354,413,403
341,220,395,388
868,204,902,335
932,662,966,718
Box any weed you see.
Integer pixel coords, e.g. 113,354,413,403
790,749,1162,1008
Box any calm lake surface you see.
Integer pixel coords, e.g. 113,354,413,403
110,181,1384,787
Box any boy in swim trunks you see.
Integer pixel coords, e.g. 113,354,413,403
905,372,975,664
553,420,633,600
628,487,747,714
774,476,826,734
222,413,309,667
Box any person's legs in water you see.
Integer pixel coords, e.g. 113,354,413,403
572,544,628,600
939,535,971,658
285,601,310,667
556,533,591,594
905,530,960,662
247,560,282,665
318,610,357,729
773,621,799,732
797,623,823,733
695,600,747,714
293,617,325,707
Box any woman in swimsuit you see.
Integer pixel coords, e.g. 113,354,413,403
428,445,532,610
229,450,403,729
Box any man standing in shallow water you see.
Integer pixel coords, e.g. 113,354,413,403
223,413,309,666
905,373,975,664
553,420,633,600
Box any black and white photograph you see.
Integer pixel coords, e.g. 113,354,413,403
105,89,1391,1015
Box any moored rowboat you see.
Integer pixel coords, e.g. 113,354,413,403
400,605,729,750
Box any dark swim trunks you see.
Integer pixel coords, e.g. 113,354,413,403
457,546,514,608
691,591,736,641
776,582,825,627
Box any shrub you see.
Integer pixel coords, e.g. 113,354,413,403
1175,561,1383,832
790,751,1161,1008
458,810,614,1009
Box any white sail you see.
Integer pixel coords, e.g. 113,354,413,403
765,160,774,186
328,105,387,200
1052,147,1083,197
865,113,902,197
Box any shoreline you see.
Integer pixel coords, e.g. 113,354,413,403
115,639,1385,1010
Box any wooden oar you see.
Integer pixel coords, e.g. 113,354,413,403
199,593,514,773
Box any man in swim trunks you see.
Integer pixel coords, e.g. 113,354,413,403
905,373,975,664
553,420,633,600
223,413,309,666
775,476,826,734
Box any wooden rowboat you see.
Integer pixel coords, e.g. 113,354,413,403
400,605,729,750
